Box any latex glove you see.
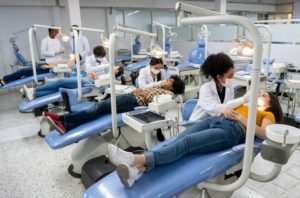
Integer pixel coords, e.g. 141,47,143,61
104,64,110,70
242,91,251,102
61,48,65,53
153,81,165,88
55,50,60,55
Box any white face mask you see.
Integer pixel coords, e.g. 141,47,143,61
220,77,234,88
151,68,161,75
97,58,103,62
69,32,74,37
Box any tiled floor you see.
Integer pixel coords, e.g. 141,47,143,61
0,89,300,198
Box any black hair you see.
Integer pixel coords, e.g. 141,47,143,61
170,75,185,95
71,25,80,35
115,66,126,85
150,57,163,66
93,46,106,57
48,28,56,34
200,52,234,82
79,54,82,61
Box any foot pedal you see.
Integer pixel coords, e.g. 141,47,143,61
61,90,72,113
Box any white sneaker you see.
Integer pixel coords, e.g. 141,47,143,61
22,85,33,101
20,88,33,95
108,144,134,167
117,163,138,189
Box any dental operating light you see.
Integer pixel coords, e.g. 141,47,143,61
230,26,254,57
60,33,70,42
148,44,168,58
102,37,110,48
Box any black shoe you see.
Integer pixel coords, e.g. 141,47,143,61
156,128,165,142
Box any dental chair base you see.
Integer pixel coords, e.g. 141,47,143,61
69,127,145,177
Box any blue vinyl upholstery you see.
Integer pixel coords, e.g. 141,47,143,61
132,36,141,55
165,37,173,57
83,137,263,198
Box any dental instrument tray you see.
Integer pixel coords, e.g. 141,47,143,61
122,109,176,133
106,85,136,95
168,65,200,76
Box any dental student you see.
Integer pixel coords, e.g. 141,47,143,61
41,28,64,63
67,25,90,60
189,52,251,121
138,57,166,90
85,46,109,72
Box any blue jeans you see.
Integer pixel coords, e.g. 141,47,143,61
144,116,245,171
62,94,139,131
34,77,93,98
3,64,49,83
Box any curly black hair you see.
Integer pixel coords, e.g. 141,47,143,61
200,52,234,82
170,75,185,95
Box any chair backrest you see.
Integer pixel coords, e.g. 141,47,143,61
71,71,87,77
135,77,139,88
189,37,210,65
132,36,141,55
246,57,275,73
182,99,198,121
165,37,173,57
59,88,78,106
12,43,27,66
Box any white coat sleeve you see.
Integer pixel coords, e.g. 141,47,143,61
67,40,72,55
80,36,90,58
87,65,107,73
138,69,154,90
41,39,55,57
199,86,245,116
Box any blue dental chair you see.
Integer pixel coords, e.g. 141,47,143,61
165,37,173,58
233,57,275,92
115,36,141,64
176,37,210,68
82,99,263,198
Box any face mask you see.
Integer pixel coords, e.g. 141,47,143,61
151,68,161,75
97,58,103,62
220,77,234,88
70,32,74,37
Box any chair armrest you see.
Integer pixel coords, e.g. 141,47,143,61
134,106,148,110
178,121,200,127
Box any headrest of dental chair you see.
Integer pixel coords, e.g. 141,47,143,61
59,88,78,106
135,36,141,44
182,99,198,121
263,57,275,65
135,78,139,88
198,37,205,47
165,38,171,46
12,43,19,52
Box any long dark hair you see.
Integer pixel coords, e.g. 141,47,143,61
201,52,234,82
266,92,283,124
150,57,163,81
116,66,126,85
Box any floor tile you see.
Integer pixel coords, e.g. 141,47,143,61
289,183,300,198
232,185,267,198
271,173,300,191
286,165,300,180
256,183,285,198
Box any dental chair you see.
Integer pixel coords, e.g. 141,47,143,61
175,37,210,68
233,57,275,92
114,36,142,64
83,99,300,198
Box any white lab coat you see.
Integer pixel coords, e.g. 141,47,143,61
138,65,166,90
189,79,245,121
67,34,90,60
85,54,109,72
41,36,63,63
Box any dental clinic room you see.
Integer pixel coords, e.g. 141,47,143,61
2,0,300,197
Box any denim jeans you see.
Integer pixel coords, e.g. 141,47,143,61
34,77,93,98
144,116,245,171
62,94,139,131
3,64,49,83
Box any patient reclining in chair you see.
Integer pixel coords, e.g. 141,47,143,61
43,75,185,134
107,92,283,189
